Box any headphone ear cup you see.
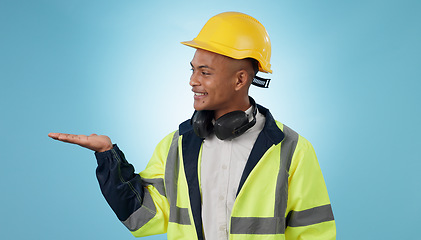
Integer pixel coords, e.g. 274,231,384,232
214,111,249,140
192,110,214,138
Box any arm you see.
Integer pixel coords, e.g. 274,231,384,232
285,136,336,239
95,141,172,237
95,145,146,222
48,132,172,236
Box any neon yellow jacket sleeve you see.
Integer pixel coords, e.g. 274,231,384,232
285,136,336,239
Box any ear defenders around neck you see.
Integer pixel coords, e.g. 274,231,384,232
191,97,257,140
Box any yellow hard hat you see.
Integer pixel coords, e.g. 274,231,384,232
181,12,272,74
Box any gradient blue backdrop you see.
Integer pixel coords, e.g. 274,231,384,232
1,0,420,239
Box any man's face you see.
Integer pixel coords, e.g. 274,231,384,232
189,49,239,118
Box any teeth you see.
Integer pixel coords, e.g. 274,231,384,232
195,92,207,96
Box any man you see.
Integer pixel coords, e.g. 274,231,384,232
49,12,336,239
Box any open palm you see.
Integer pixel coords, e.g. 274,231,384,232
48,133,113,152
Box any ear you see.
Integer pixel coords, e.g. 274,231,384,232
234,70,250,91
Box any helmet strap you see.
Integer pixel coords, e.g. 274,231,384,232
252,75,271,88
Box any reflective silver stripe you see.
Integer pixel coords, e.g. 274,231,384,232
123,189,157,231
165,131,191,225
287,204,334,227
275,125,298,219
231,217,283,234
231,124,298,235
142,178,165,196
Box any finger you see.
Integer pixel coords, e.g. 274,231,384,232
49,133,84,145
48,132,72,141
48,132,60,139
60,134,88,144
56,133,73,142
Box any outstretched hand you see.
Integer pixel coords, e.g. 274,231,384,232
48,133,113,152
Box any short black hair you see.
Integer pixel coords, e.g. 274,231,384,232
246,58,259,77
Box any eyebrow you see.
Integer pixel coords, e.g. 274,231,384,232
190,62,215,70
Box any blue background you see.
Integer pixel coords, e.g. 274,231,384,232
1,0,420,239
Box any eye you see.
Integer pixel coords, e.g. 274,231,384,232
201,71,210,76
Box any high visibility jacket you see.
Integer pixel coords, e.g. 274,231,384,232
95,104,336,239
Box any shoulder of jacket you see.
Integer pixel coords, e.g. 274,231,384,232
274,120,313,149
155,130,179,148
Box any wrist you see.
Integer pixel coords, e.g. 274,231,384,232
98,145,113,152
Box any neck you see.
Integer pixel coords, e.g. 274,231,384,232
214,96,251,120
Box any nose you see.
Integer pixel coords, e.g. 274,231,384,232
189,71,200,87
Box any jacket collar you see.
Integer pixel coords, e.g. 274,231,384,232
255,104,284,145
